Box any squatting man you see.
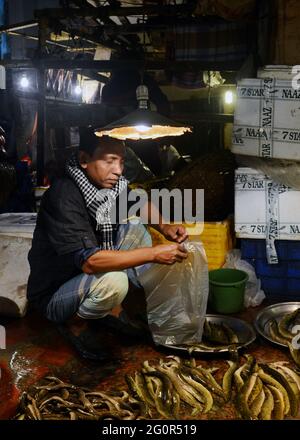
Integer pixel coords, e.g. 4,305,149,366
27,128,188,360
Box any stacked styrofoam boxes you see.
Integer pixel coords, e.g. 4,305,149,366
232,67,300,297
231,73,300,161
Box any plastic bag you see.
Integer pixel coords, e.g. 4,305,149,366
223,249,265,307
138,241,209,346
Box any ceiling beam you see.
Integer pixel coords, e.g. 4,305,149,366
34,5,192,19
5,30,95,51
78,69,109,83
0,58,241,72
0,20,38,33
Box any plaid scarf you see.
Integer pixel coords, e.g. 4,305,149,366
66,154,128,250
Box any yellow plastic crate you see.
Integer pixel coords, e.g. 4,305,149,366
148,217,234,270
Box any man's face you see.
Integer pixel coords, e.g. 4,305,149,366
80,143,125,189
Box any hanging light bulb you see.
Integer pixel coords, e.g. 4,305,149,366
74,84,82,95
135,124,151,132
95,1,192,141
224,90,234,104
95,84,192,140
20,74,30,89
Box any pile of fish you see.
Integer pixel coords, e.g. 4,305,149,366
126,355,300,420
14,376,145,420
267,308,300,367
184,319,241,353
234,356,300,419
14,354,300,420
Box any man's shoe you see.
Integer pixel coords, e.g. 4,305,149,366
56,323,114,362
88,314,151,341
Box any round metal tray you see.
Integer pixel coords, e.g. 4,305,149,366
161,314,256,353
254,302,300,348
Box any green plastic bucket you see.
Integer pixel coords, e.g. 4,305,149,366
209,268,248,314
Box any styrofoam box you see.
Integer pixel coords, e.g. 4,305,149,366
0,213,36,236
0,234,32,317
235,168,300,239
231,78,300,161
257,65,294,80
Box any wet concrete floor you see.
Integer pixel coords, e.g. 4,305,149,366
0,302,299,420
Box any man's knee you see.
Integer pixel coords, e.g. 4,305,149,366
77,271,129,319
104,271,129,304
91,271,129,307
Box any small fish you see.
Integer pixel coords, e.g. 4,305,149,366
249,387,265,418
259,386,274,420
268,319,289,345
222,361,239,401
267,385,285,420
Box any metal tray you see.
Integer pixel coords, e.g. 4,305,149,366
161,314,256,353
254,302,300,348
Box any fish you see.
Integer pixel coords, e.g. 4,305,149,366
257,367,290,416
259,386,274,420
248,376,263,407
156,365,202,415
181,365,225,402
271,363,300,393
125,374,151,417
192,365,225,399
179,372,214,413
260,363,298,417
268,319,289,345
249,387,265,418
143,371,174,419
202,321,238,345
278,309,300,341
267,385,285,420
234,355,256,392
222,360,239,401
235,373,258,420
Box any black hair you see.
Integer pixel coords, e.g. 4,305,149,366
78,126,124,156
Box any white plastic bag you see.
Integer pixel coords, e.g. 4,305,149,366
223,249,265,307
138,241,209,346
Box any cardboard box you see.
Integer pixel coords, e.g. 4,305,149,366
235,167,300,240
231,78,300,161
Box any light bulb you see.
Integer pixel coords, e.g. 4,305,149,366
74,85,82,95
224,90,233,104
135,124,151,132
20,76,29,88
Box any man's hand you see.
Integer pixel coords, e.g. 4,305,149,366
160,224,188,243
151,243,188,265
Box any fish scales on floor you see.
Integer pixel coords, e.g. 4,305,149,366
13,353,300,420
